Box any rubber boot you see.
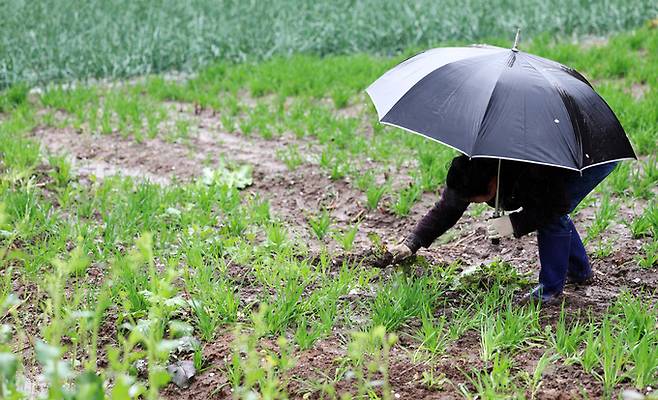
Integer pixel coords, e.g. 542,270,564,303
532,217,572,303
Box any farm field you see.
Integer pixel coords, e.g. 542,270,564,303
1,11,658,400
2,0,658,88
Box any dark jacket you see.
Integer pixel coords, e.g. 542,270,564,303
404,160,571,252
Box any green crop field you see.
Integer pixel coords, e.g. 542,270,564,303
1,2,657,399
1,0,658,88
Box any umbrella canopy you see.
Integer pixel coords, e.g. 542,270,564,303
366,43,636,171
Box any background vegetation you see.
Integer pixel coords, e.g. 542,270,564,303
1,0,657,87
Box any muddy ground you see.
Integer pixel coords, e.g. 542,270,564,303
30,100,657,399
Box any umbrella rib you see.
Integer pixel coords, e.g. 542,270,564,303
470,59,510,155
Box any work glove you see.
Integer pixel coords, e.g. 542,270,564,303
487,215,514,240
389,242,413,264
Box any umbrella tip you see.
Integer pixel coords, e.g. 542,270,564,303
512,28,521,52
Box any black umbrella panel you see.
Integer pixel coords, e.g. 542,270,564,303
366,45,636,172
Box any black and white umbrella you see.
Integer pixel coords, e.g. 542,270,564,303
366,33,636,173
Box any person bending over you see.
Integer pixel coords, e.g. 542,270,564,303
388,155,617,304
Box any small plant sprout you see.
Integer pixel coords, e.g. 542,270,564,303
549,306,586,359
294,316,323,350
637,238,658,268
392,182,422,216
332,222,360,252
276,144,304,170
307,209,332,240
585,192,619,243
421,369,448,391
47,154,72,187
518,351,559,399
414,306,450,357
347,326,398,400
366,182,387,210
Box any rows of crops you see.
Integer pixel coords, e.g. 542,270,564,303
2,0,658,87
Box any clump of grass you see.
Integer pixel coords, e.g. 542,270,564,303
365,182,387,210
307,209,332,240
585,193,619,243
332,223,360,252
0,83,29,112
276,144,304,171
391,183,422,217
371,272,445,331
459,260,532,294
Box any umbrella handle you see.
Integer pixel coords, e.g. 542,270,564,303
491,209,501,245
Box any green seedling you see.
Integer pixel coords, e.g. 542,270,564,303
188,281,239,342
347,326,398,400
614,292,658,388
307,209,332,240
365,182,387,210
414,307,450,356
518,351,559,400
371,273,441,331
550,306,586,359
332,222,359,252
478,299,541,362
637,239,658,268
330,88,350,109
354,170,376,191
47,154,72,188
294,317,323,351
228,326,295,399
421,369,448,391
628,214,654,238
578,321,600,374
260,281,304,335
595,319,628,396
604,162,631,195
458,353,522,399
592,238,615,259
0,83,29,112
276,144,304,170
391,183,422,216
585,193,619,243
629,333,658,389
631,157,658,199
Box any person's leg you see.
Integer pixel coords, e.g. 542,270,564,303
530,162,618,302
561,162,618,283
566,217,592,282
535,215,572,300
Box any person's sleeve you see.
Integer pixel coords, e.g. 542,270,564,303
404,187,469,253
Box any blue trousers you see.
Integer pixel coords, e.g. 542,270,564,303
537,162,618,295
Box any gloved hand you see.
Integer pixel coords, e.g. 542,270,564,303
487,215,514,240
389,242,413,264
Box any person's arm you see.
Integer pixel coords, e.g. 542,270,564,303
404,187,470,252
